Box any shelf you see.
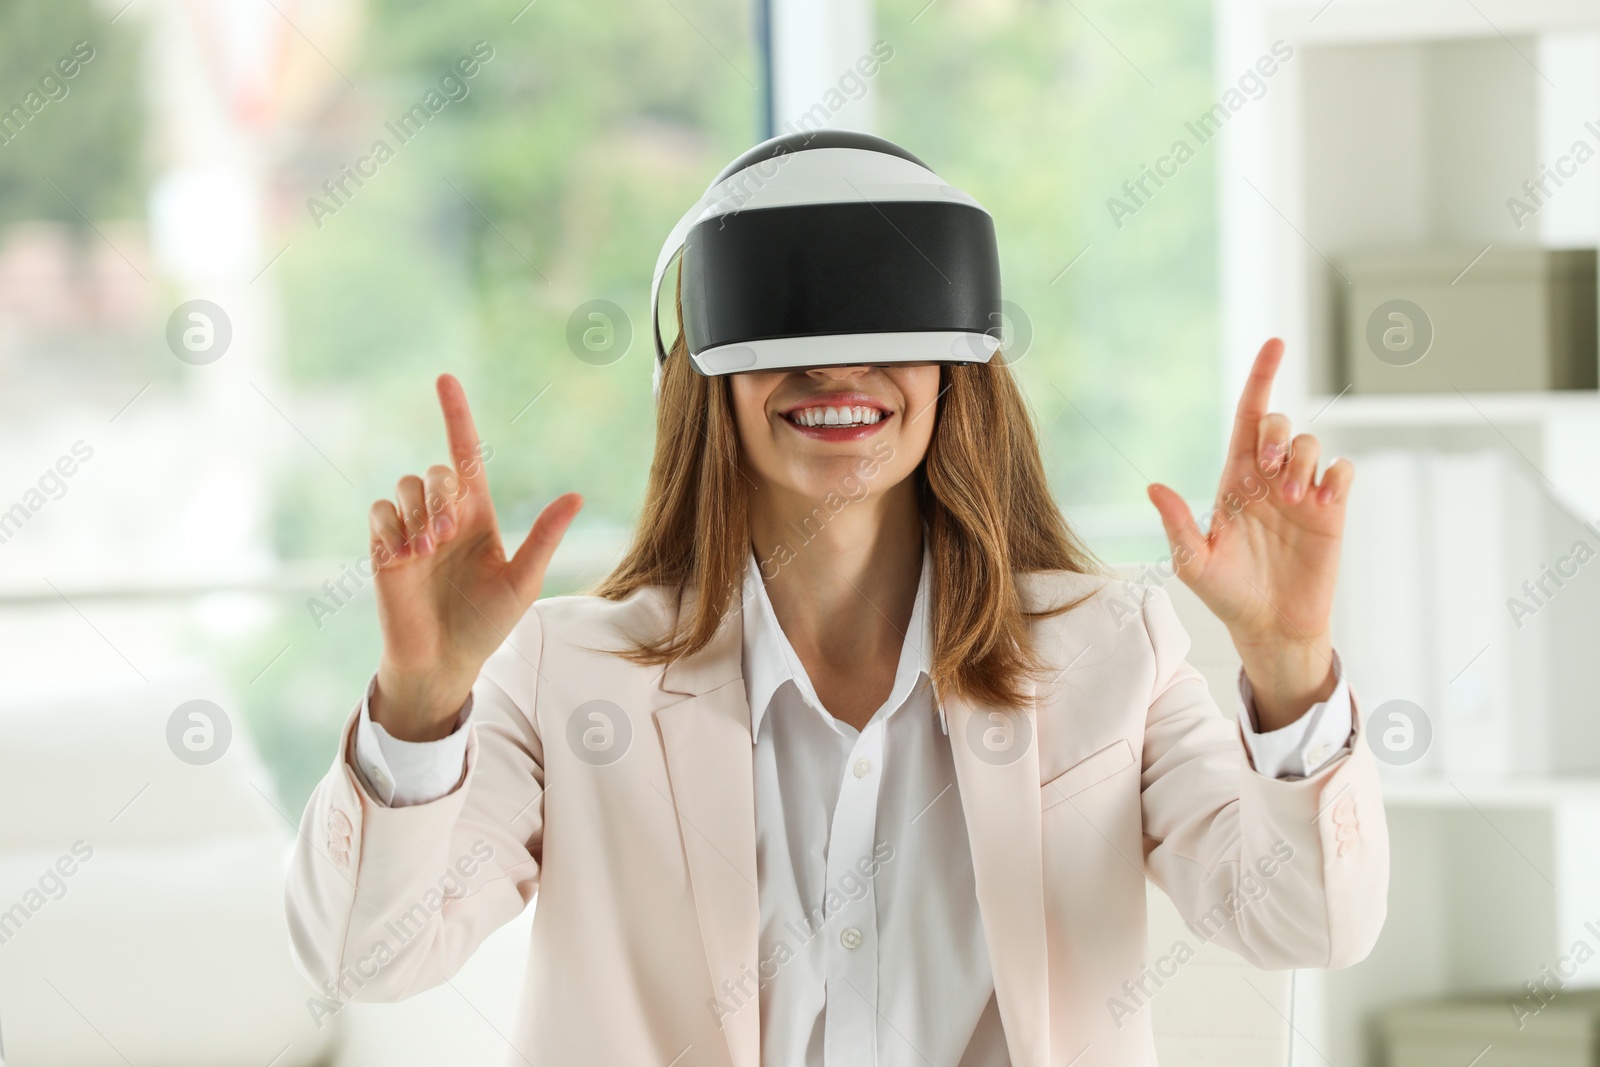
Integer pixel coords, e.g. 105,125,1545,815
1307,390,1600,427
1270,0,1600,49
1380,774,1600,809
1218,4,1600,1064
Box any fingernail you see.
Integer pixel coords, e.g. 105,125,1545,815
417,533,434,556
433,512,453,538
1260,442,1286,471
1317,485,1333,504
1284,480,1302,503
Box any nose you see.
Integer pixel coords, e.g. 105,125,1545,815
804,364,871,382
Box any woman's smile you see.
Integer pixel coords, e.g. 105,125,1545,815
777,391,895,442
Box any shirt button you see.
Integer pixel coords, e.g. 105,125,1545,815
852,758,873,778
1307,744,1330,766
840,926,863,950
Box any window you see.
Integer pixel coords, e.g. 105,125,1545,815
1,0,762,812
871,0,1222,560
3,0,1220,810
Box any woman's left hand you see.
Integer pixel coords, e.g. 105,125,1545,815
1146,338,1349,731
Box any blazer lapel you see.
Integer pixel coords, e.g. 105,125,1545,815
655,593,760,1067
945,680,1051,1067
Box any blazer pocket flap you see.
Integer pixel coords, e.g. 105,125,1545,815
1041,739,1136,811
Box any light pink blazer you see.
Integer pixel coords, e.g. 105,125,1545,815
285,570,1389,1067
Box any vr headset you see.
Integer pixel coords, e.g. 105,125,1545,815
650,129,1004,393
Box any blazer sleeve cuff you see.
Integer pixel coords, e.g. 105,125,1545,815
1236,649,1354,780
352,674,474,808
1236,690,1390,967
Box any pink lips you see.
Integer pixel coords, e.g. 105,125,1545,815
778,393,893,442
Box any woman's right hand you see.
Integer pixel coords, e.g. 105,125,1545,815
368,373,583,741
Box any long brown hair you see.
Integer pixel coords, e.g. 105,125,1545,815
591,276,1101,710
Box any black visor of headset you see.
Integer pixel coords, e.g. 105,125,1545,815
651,131,1005,386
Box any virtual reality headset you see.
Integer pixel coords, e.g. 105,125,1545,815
650,130,1004,391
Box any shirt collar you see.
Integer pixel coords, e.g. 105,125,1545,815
742,538,935,743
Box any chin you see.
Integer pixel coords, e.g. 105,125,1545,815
774,452,904,502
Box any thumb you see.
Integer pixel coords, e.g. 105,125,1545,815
507,492,584,604
1146,483,1208,576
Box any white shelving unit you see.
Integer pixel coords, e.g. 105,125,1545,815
1214,0,1600,1062
1295,779,1600,1065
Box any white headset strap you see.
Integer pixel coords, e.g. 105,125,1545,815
650,190,720,369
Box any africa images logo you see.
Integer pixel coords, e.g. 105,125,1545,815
305,42,495,228
1106,40,1293,230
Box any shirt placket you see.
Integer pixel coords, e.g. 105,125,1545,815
822,714,887,1066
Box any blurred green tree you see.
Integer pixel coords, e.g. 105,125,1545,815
0,0,145,225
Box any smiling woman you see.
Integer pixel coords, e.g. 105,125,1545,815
284,129,1387,1067
596,269,1095,712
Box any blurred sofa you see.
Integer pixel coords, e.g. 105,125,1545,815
0,670,336,1066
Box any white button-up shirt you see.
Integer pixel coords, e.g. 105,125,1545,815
350,547,1354,1066
740,547,1008,1066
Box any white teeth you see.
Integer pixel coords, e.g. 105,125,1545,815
790,405,885,428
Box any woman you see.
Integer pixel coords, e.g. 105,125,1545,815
285,138,1387,1067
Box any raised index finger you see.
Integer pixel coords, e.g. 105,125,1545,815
1227,337,1285,461
436,373,488,487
